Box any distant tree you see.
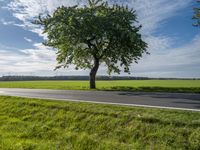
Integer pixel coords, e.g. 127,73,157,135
193,0,200,27
36,0,148,89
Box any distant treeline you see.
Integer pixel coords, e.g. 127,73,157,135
0,76,199,81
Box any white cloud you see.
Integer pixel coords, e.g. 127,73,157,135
132,36,200,77
144,36,172,52
132,0,192,34
24,37,33,43
0,43,55,73
0,19,15,25
0,42,89,76
7,0,192,35
0,36,199,77
0,43,20,51
7,0,84,37
2,0,198,77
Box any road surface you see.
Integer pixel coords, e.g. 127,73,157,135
0,88,200,111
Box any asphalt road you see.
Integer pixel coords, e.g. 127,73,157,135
0,88,200,111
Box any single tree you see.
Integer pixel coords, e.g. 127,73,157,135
36,0,148,89
193,0,200,27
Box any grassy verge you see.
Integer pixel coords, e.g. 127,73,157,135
1,96,200,149
0,80,200,93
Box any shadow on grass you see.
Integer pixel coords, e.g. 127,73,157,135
100,86,200,94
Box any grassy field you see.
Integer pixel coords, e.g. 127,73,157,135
0,80,200,93
0,96,200,149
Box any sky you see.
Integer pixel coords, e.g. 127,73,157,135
0,0,199,78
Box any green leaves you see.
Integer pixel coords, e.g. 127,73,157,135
36,0,148,75
193,0,200,27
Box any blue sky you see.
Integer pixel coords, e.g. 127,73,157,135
0,0,199,77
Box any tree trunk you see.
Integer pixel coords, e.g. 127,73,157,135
90,58,99,89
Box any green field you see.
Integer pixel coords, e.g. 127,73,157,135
0,80,200,93
0,96,200,149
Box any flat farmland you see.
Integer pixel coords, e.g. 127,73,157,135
0,80,199,93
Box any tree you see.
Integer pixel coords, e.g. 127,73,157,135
193,0,200,27
36,0,148,89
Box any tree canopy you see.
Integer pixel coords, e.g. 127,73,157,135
36,0,148,89
193,0,200,27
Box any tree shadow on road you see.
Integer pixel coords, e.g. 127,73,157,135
101,86,200,94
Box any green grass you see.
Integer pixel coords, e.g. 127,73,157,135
0,80,200,93
1,96,200,149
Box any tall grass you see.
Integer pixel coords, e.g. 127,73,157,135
1,96,200,149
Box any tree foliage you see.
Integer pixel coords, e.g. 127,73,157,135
193,0,200,27
36,0,148,88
